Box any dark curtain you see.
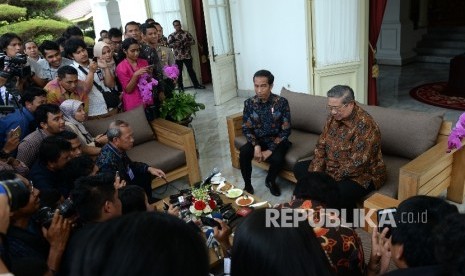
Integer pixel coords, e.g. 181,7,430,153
368,0,387,105
192,0,212,84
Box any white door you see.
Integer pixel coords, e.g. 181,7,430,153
203,0,237,105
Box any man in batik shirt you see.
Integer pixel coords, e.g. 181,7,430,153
240,70,291,196
294,85,386,212
168,20,205,91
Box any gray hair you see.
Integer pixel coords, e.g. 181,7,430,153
327,85,355,104
107,120,129,142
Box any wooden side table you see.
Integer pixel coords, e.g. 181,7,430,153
363,193,400,233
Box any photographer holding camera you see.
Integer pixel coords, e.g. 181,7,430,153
0,170,72,276
0,33,44,106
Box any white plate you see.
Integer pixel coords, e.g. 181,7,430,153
226,188,243,198
210,176,226,184
235,196,254,206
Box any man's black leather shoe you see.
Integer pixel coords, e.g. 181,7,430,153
266,180,281,196
244,185,254,195
194,85,206,89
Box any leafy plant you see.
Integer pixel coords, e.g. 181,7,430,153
0,4,26,21
0,18,70,42
160,92,205,123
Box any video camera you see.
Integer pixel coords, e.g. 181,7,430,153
0,53,30,79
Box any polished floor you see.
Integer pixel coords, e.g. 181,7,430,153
154,62,465,211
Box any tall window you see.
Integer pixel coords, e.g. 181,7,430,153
207,0,231,55
149,0,182,37
313,0,360,67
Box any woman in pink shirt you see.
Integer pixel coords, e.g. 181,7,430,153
115,38,152,111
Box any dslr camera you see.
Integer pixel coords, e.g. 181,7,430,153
36,198,75,228
0,178,30,211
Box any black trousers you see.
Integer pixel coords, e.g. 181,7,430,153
175,58,200,88
293,161,374,210
239,140,291,186
128,169,153,200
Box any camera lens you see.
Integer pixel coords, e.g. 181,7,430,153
35,207,54,229
58,198,75,218
0,179,30,211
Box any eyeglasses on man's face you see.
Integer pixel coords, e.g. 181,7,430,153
326,102,351,112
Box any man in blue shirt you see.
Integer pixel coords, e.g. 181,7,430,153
0,86,46,149
240,70,292,196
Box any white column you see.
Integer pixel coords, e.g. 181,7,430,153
89,0,111,37
376,0,425,65
116,0,148,30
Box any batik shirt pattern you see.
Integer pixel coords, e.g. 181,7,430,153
242,93,291,151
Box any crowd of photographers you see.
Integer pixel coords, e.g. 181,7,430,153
0,21,184,275
0,23,464,276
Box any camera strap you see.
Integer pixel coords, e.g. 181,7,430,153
77,65,107,94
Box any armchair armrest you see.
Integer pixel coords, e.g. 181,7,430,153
227,112,243,168
151,118,200,185
399,139,465,203
363,193,400,232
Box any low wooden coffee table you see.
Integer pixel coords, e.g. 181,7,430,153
154,185,264,267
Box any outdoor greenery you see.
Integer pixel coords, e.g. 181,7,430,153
0,0,93,45
0,4,26,22
0,18,71,43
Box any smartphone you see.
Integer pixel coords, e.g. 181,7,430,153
115,171,120,178
162,200,169,210
11,126,21,138
377,208,397,238
200,216,222,230
92,57,98,62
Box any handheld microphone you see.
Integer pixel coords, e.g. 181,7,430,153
197,167,221,188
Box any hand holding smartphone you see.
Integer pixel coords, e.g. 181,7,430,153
377,208,397,238
11,126,21,138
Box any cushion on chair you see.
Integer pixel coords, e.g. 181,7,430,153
375,155,412,199
127,140,186,172
234,130,319,171
362,105,444,160
284,130,319,170
280,87,328,134
85,106,155,146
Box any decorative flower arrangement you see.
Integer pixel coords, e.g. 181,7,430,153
189,185,216,216
447,113,465,152
137,73,158,106
163,64,180,80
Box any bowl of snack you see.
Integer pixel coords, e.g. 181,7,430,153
226,188,243,199
235,195,254,206
214,182,232,193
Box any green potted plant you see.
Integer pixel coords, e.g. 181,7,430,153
160,91,205,125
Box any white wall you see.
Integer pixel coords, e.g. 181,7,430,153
230,0,310,95
116,0,148,29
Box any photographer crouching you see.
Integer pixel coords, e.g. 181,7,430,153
0,33,36,115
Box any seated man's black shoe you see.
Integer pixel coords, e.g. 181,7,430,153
266,180,281,196
194,85,206,89
244,185,254,195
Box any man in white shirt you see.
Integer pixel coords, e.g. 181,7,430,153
64,38,115,118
